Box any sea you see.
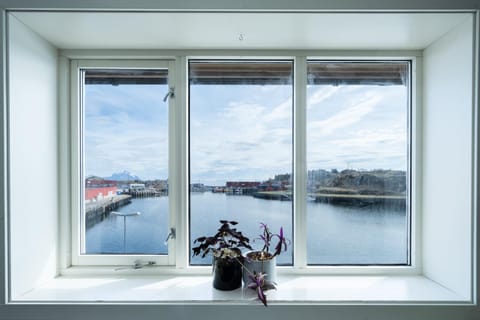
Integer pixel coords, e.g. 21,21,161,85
85,192,408,265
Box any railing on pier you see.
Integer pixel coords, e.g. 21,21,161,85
128,190,166,198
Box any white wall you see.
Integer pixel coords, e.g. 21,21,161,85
422,17,474,299
8,15,58,298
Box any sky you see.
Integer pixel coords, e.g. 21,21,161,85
84,84,169,180
85,80,407,185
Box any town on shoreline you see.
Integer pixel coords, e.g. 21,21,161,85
85,168,406,206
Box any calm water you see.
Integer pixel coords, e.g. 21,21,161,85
85,197,169,254
86,193,407,265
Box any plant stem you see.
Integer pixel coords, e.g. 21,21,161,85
234,256,255,278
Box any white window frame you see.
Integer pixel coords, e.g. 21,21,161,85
67,53,418,275
300,58,415,269
70,59,176,266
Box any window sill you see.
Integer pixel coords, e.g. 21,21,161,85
12,273,471,305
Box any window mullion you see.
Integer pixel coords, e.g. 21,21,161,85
294,56,307,269
174,56,189,269
167,60,177,266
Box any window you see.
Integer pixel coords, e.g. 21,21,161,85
306,61,411,265
72,60,175,265
71,58,411,268
188,60,294,265
186,58,411,267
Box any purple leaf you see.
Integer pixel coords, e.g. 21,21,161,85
257,287,267,306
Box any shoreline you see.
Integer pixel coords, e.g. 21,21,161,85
252,190,406,209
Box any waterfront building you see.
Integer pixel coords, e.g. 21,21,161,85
85,177,118,202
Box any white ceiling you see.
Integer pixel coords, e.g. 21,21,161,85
11,11,470,50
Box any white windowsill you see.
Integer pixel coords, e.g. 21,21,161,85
13,274,470,305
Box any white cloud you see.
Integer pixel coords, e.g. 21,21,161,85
306,86,408,171
307,85,340,108
264,99,292,122
308,95,381,136
190,94,293,184
84,85,168,179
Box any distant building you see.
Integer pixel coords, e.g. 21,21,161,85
85,177,117,202
129,183,146,192
226,181,261,188
190,183,205,192
225,181,261,194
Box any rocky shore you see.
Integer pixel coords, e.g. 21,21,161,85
308,169,407,208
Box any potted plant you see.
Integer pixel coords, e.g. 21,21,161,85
192,220,252,290
242,223,289,285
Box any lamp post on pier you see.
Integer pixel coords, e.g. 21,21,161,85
111,211,140,253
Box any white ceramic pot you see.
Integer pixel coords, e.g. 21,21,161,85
242,252,277,285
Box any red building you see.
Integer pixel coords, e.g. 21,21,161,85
85,177,118,201
226,181,261,188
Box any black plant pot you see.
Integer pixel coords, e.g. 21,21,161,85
213,257,242,290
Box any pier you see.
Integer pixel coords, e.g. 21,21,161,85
253,191,406,209
253,191,292,201
85,195,132,228
312,193,406,209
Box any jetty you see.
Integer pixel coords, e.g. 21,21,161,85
253,190,406,209
85,195,132,228
253,191,292,201
312,192,406,209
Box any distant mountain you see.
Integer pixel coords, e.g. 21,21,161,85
105,171,141,181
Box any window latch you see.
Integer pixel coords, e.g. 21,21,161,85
114,260,156,271
165,227,176,244
163,87,175,102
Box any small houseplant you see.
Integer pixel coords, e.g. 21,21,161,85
192,220,252,290
242,223,289,285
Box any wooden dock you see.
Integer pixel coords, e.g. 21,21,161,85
85,195,132,228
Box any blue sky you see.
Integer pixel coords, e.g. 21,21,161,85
85,82,407,184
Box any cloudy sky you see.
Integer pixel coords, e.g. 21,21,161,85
85,81,407,185
84,84,168,180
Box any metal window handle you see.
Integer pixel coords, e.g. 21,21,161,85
165,227,176,244
163,88,175,102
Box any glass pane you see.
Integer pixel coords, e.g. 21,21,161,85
189,60,294,265
306,61,410,265
82,69,169,255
